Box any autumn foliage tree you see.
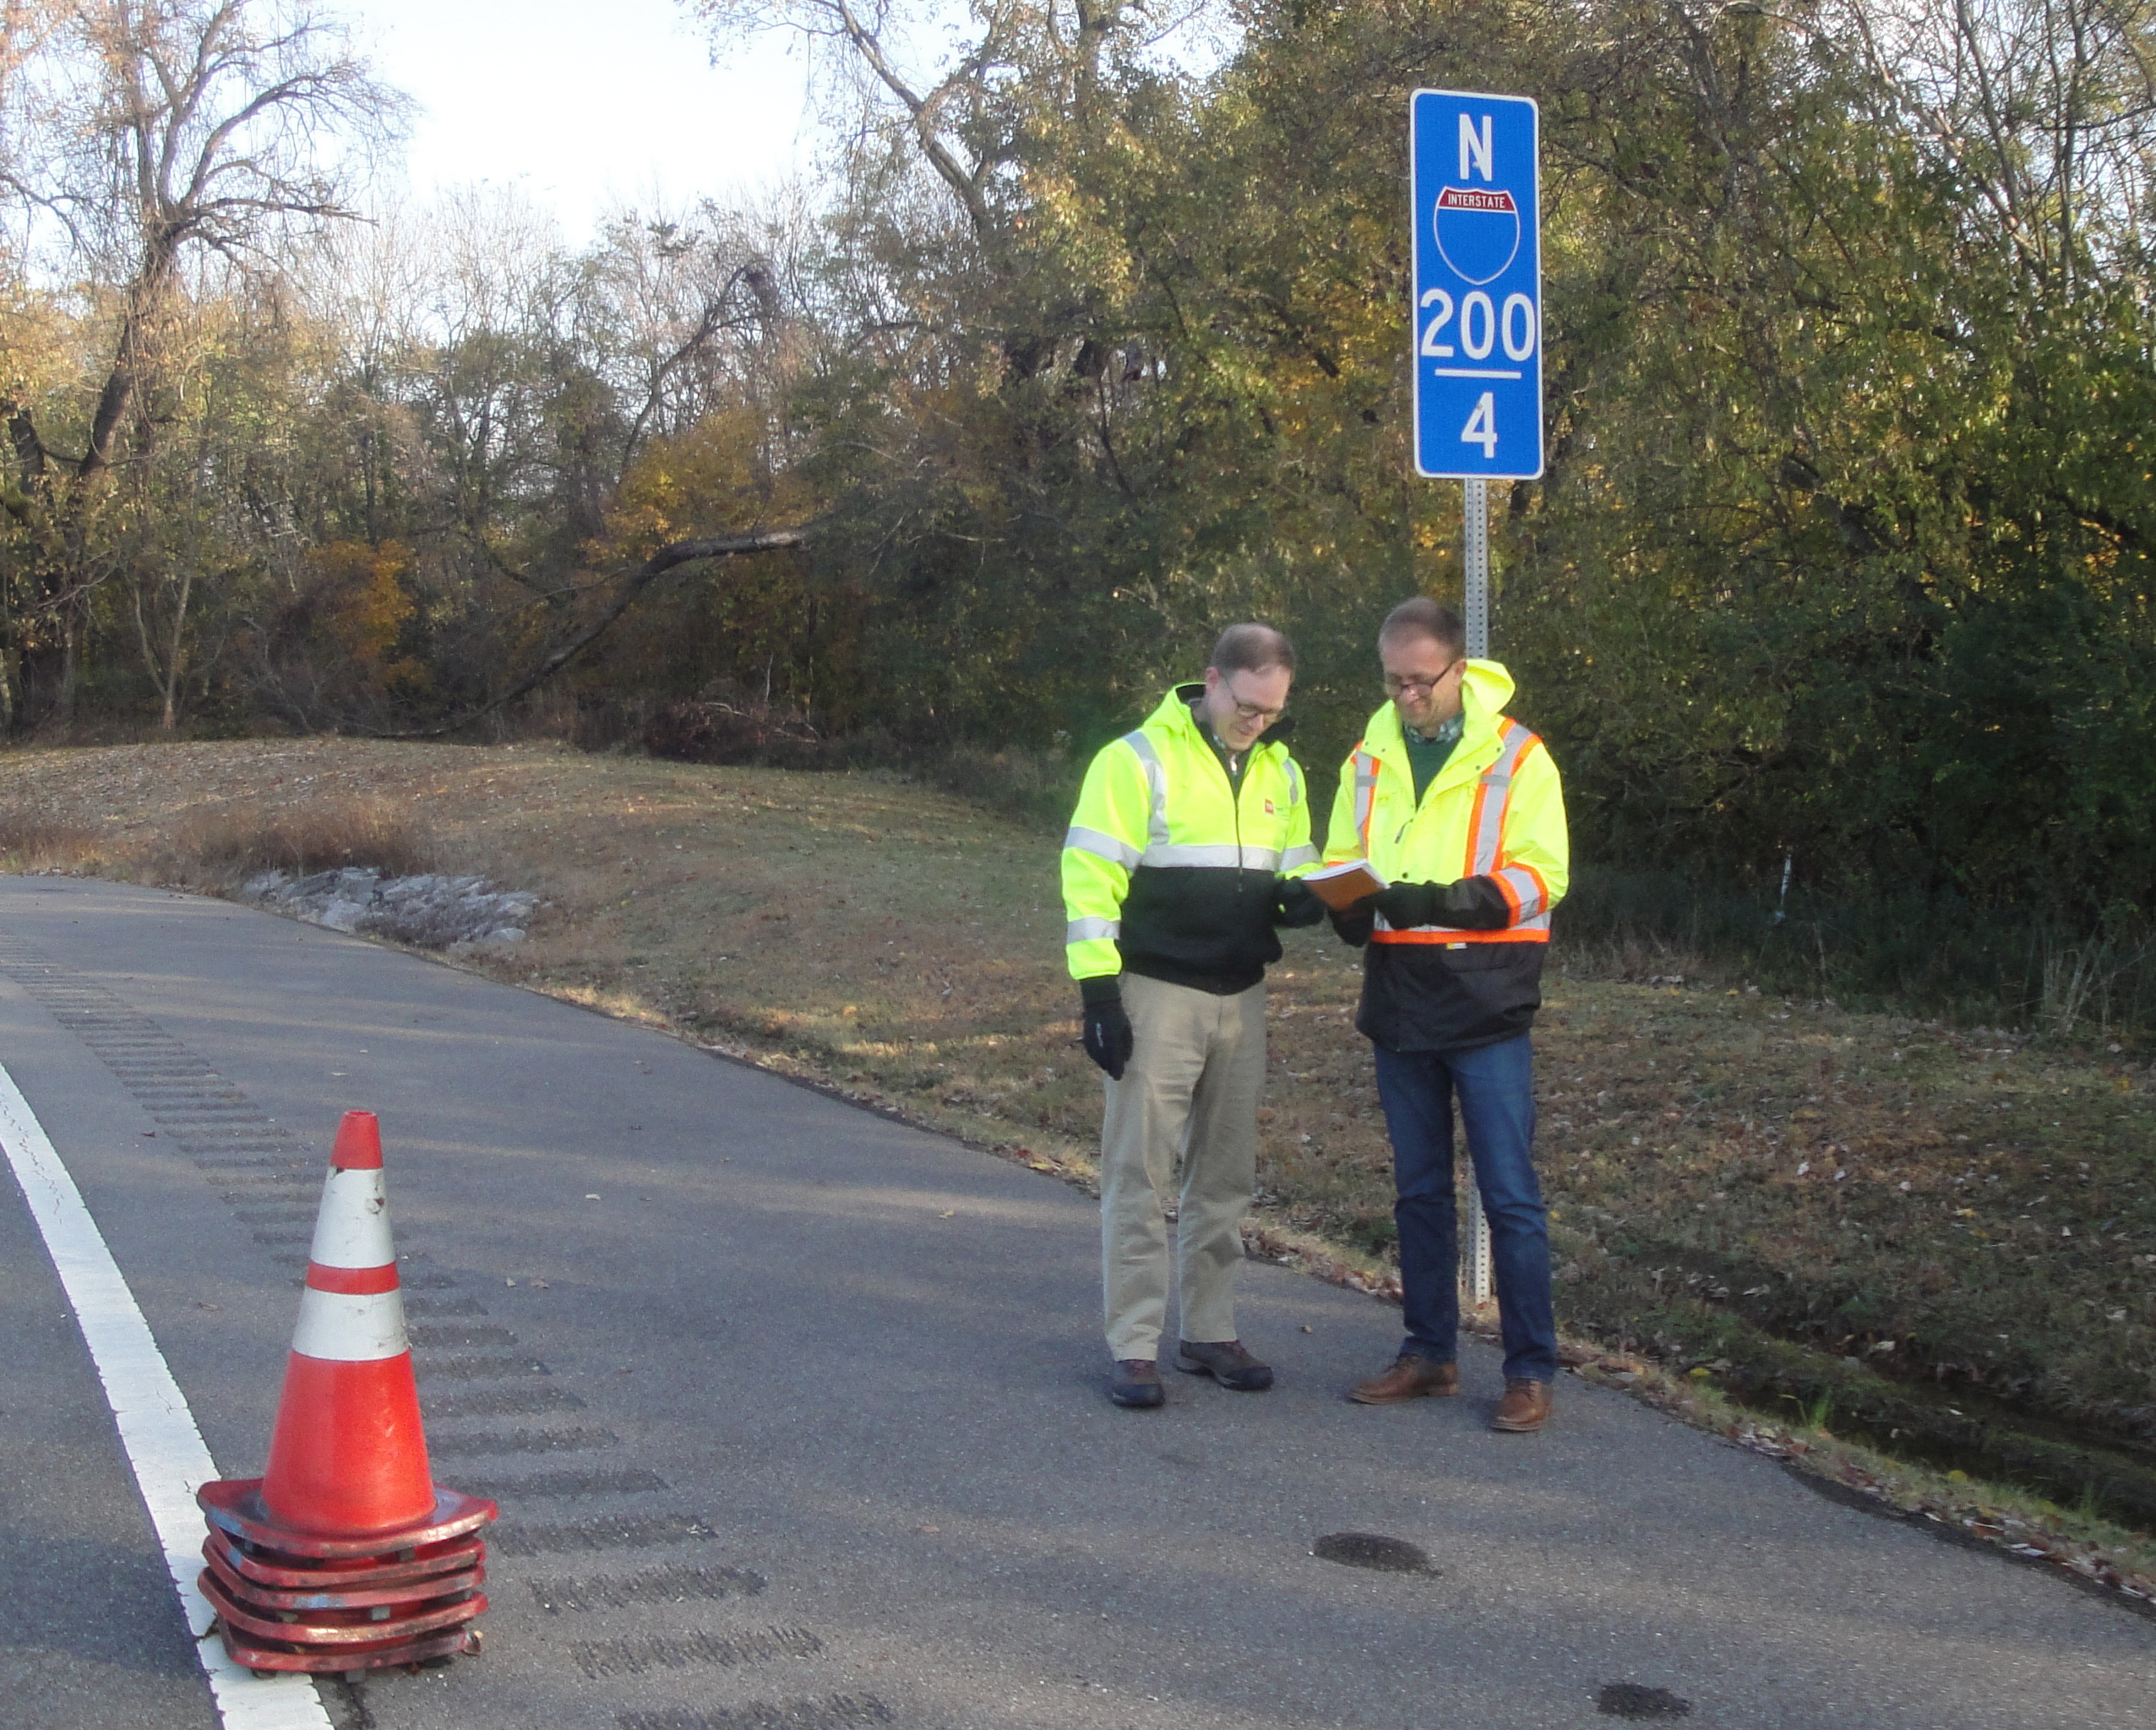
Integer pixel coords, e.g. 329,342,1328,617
1,0,2152,966
0,0,402,725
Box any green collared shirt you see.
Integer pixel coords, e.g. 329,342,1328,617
1402,711,1465,805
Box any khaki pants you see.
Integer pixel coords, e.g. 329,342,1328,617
1099,973,1266,1360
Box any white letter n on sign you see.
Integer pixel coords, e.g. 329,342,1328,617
1459,114,1494,181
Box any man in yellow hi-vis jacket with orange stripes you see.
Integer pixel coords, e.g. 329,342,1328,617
1061,624,1323,1409
1323,597,1570,1434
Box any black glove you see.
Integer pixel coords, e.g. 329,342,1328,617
1079,977,1135,1080
1329,905,1375,948
1273,878,1326,928
1371,881,1444,928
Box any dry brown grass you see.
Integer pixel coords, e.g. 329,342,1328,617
144,797,438,889
0,813,102,872
8,736,2156,1572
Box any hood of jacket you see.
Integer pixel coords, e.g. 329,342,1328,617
1360,659,1514,759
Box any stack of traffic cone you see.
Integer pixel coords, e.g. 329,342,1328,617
197,1111,498,1676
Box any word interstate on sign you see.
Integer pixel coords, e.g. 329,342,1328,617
1410,90,1544,480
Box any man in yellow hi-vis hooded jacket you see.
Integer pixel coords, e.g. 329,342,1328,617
1061,624,1323,1409
1324,598,1569,1434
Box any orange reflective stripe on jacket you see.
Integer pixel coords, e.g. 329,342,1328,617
1371,927,1549,944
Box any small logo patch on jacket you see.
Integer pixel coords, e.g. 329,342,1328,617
1264,799,1276,814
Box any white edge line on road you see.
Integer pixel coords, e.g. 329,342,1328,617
0,1058,334,1730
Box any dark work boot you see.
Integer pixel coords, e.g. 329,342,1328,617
1174,1339,1274,1391
1108,1359,1165,1409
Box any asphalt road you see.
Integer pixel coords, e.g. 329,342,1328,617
0,874,2150,1730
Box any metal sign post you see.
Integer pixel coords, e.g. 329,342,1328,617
1410,90,1544,1308
1463,476,1490,656
1461,477,1495,1305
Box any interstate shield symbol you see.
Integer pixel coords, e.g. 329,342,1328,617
1432,187,1520,286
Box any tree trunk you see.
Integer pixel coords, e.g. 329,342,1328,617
56,607,78,729
161,566,192,730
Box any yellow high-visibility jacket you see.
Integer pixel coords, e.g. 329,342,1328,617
1324,660,1568,1049
1063,683,1319,993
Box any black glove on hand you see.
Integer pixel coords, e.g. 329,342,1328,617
1273,878,1326,928
1329,905,1375,948
1079,977,1135,1080
1366,879,1514,931
1371,880,1444,929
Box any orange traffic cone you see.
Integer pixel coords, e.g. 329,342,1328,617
197,1110,498,1676
261,1109,434,1535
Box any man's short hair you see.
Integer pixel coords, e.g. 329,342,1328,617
1378,597,1466,657
1209,622,1296,677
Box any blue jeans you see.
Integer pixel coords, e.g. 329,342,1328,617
1372,1036,1556,1384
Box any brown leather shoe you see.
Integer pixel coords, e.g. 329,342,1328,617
1348,1353,1460,1405
1491,1378,1553,1433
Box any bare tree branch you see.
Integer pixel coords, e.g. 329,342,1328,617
384,525,817,738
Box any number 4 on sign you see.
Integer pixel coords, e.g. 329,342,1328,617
1461,392,1497,458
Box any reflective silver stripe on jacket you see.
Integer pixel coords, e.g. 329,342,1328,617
1351,750,1380,846
1066,916,1121,944
1282,757,1304,808
1063,824,1141,868
1468,724,1533,877
1121,731,1173,851
1494,864,1549,922
1141,843,1282,870
1282,844,1319,872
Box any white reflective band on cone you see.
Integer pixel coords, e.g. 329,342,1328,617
290,1286,410,1362
308,1166,394,1269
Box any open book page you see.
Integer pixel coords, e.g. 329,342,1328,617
1302,859,1388,911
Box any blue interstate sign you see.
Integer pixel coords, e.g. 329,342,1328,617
1410,90,1544,479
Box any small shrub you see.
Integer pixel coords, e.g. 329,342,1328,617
0,815,101,870
144,798,435,885
641,682,825,769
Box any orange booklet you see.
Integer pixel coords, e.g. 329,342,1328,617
1302,859,1388,911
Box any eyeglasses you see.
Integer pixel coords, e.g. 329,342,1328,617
1222,677,1286,727
1384,661,1462,698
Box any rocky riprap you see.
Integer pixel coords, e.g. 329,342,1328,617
244,867,540,950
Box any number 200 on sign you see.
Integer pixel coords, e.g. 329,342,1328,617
1417,289,1537,362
